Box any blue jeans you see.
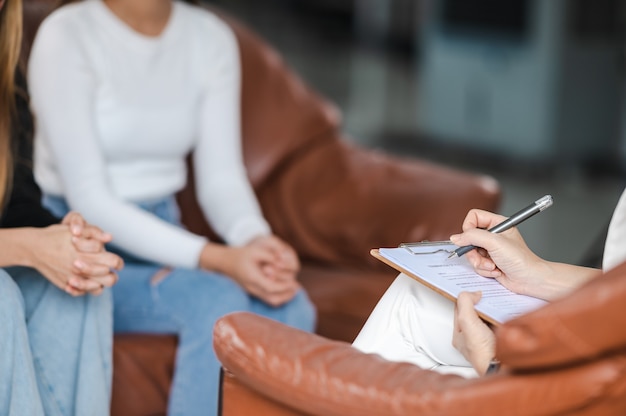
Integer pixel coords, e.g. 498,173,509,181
44,195,317,416
0,267,112,416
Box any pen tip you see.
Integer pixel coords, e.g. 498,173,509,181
447,252,457,259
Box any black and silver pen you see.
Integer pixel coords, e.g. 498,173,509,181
447,195,553,259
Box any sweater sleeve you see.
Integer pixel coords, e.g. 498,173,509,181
28,12,207,268
0,70,59,228
193,16,271,246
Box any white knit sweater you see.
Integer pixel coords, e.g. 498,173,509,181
29,0,270,268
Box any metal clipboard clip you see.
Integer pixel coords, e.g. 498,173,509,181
399,240,455,256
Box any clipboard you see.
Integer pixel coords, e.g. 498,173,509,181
370,241,547,326
371,242,456,305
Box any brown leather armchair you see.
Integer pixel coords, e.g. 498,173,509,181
22,1,500,414
214,262,626,416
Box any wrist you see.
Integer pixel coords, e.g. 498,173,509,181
467,339,496,376
527,260,590,301
0,228,38,268
471,350,496,376
199,242,231,273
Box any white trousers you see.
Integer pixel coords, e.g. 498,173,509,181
352,273,478,378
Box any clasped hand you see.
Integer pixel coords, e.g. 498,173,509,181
34,212,123,296
205,235,301,306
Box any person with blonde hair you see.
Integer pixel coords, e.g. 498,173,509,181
0,0,123,413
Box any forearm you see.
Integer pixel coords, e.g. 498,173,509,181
0,228,39,269
194,28,270,247
529,260,601,301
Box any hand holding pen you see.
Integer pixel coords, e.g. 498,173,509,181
448,195,556,299
449,195,553,259
451,195,601,301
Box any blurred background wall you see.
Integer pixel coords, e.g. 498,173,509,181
207,0,626,266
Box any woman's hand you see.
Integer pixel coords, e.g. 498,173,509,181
60,212,123,295
449,209,550,299
25,219,122,296
449,209,598,300
62,211,112,253
200,235,301,306
248,235,300,281
452,291,496,375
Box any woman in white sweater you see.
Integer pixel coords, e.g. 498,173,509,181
28,0,315,414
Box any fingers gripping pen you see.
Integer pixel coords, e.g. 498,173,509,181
448,195,553,259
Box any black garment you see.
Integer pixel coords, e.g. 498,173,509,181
0,69,59,227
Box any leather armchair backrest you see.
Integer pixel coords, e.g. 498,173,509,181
207,9,341,188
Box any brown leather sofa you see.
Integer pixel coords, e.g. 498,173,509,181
21,0,500,414
215,261,626,416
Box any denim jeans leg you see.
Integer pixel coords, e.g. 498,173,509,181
9,266,113,416
0,270,44,416
113,264,256,416
43,193,318,415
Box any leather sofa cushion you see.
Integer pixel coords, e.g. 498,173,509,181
111,334,177,416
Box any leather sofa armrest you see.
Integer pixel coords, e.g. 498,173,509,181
214,312,626,416
214,312,468,416
498,261,626,369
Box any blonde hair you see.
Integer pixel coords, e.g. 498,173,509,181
0,0,22,207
